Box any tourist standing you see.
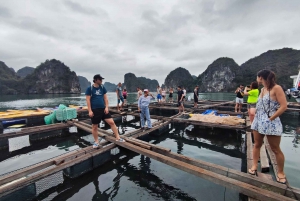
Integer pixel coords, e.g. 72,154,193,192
138,89,154,130
85,74,125,148
235,85,244,112
116,82,124,111
182,87,187,102
249,70,287,184
156,85,162,103
169,88,174,103
243,81,259,124
177,86,184,113
122,89,128,106
194,85,199,108
136,87,143,100
161,88,166,102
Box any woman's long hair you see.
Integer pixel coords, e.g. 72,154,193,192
257,69,276,90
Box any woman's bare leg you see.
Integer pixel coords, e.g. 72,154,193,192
249,130,264,173
266,135,286,182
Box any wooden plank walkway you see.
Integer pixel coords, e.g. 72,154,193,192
0,122,71,139
0,114,176,197
74,123,297,201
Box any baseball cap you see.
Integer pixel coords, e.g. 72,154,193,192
144,89,149,92
93,74,104,81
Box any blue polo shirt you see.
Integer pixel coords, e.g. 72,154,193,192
85,85,107,109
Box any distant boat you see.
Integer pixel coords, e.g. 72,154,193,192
289,69,300,102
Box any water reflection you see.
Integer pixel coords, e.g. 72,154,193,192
151,124,245,158
37,151,198,201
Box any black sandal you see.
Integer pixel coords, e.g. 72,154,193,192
248,168,257,176
276,176,287,184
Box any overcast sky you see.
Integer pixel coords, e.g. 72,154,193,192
1,0,300,84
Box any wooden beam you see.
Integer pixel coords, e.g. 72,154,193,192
0,123,71,139
260,144,270,172
74,123,298,200
97,131,295,200
0,144,116,195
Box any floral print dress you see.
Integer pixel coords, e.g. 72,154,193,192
251,91,282,136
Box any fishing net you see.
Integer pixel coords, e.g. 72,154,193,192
44,111,57,125
189,114,245,125
8,135,30,152
35,171,64,195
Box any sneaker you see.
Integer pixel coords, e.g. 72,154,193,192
145,127,151,130
93,142,100,149
116,138,126,142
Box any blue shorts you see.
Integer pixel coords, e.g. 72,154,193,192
157,94,162,100
118,96,124,104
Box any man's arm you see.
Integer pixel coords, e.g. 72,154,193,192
86,96,93,117
104,94,109,114
235,87,240,93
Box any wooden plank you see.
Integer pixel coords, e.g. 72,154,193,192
124,139,151,149
0,160,54,186
128,137,171,153
54,149,86,165
0,144,116,196
97,133,295,201
0,123,71,139
172,118,247,130
260,144,270,172
74,123,298,200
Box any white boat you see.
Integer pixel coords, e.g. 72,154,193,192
289,69,300,102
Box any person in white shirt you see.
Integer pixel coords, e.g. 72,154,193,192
161,88,166,102
138,89,154,130
182,87,187,102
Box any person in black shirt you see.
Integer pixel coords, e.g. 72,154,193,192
177,86,184,113
235,84,244,112
194,85,199,108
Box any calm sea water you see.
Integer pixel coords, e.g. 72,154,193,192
0,93,299,201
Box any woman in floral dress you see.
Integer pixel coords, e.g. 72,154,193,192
249,70,287,184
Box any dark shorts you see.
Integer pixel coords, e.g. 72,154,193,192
162,95,165,98
169,93,173,98
177,101,183,107
91,108,112,125
247,103,256,109
194,95,198,103
123,95,127,99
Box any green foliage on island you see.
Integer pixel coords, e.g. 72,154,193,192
164,67,194,92
104,82,117,92
124,73,159,92
196,58,242,92
237,48,300,89
0,61,21,94
16,66,35,78
0,59,81,94
78,76,91,92
196,48,300,92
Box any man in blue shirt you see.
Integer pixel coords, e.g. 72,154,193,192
138,89,154,130
85,74,125,148
116,82,124,111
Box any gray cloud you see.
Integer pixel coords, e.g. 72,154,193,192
0,6,12,18
0,0,300,85
64,0,108,17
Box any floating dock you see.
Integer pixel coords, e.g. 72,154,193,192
0,100,300,201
